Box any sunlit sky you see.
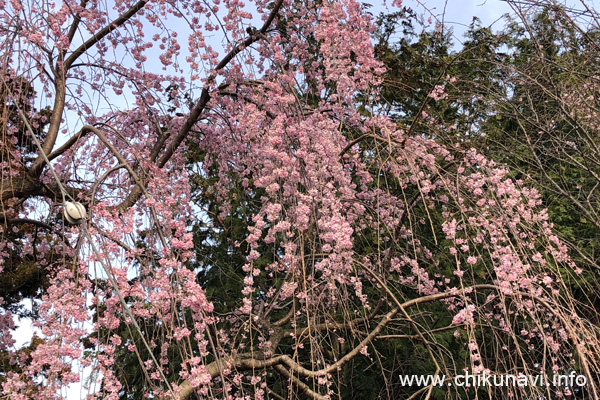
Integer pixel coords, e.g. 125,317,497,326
375,0,598,45
401,0,513,40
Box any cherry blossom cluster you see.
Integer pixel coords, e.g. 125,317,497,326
0,0,598,398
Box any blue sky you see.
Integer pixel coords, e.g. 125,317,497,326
402,0,513,26
374,0,598,46
377,0,513,32
364,0,516,51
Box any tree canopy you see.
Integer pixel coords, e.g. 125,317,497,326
1,0,600,399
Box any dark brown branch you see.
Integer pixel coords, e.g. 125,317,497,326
31,0,149,175
156,0,284,169
273,365,327,400
32,79,66,175
66,0,89,44
116,0,285,212
272,304,295,327
45,129,89,162
64,0,148,69
1,218,54,231
1,173,44,202
338,133,371,158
